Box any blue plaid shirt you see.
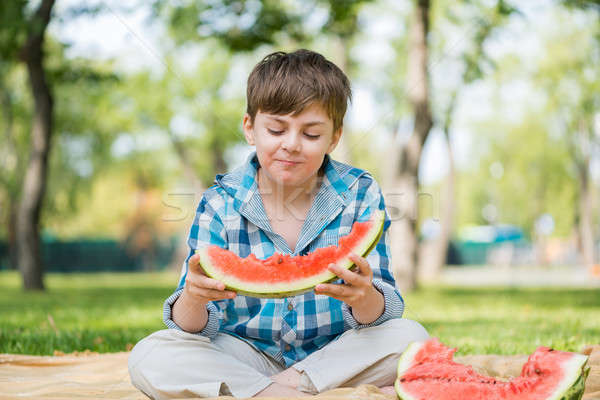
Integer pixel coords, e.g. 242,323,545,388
163,152,404,367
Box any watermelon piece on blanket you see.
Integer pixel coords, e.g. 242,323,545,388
395,338,590,400
195,209,385,298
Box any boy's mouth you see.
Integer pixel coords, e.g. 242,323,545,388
277,160,300,166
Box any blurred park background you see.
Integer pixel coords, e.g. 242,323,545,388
1,0,599,355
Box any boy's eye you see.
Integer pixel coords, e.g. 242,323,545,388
268,129,283,135
304,133,320,139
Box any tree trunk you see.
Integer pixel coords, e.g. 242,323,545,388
167,129,204,191
420,109,456,280
577,156,595,267
436,126,456,269
16,0,55,291
165,130,205,272
9,201,19,271
332,35,353,164
389,0,433,292
213,143,227,176
206,114,228,179
426,91,457,279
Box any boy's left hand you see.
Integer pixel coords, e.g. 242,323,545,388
314,253,385,324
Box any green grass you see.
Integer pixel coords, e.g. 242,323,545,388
0,270,178,355
402,286,600,355
1,271,598,356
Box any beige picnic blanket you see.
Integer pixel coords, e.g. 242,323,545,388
0,345,598,399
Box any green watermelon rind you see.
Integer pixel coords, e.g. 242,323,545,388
548,353,589,400
196,209,385,298
394,341,425,400
559,366,590,400
394,341,590,400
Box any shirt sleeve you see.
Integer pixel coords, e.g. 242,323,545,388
342,177,405,330
162,190,228,338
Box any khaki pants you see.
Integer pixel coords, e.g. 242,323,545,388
128,318,428,399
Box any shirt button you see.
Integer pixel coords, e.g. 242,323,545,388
285,344,291,352
287,303,293,311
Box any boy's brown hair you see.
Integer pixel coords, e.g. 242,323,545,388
246,49,352,132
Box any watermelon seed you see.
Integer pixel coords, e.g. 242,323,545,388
277,257,283,264
535,368,541,374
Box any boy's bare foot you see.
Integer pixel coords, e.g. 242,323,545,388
270,367,302,388
254,383,310,397
379,386,396,396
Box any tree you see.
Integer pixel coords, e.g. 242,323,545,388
535,4,600,267
0,2,132,288
420,0,517,279
458,113,578,239
3,0,57,290
448,3,598,269
386,0,433,291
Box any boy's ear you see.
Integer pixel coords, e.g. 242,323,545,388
327,126,343,154
242,113,255,145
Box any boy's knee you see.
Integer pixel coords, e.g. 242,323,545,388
128,330,166,383
380,318,429,354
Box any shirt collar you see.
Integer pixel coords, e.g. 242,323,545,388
215,151,365,254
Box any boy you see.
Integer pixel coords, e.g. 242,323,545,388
128,49,428,399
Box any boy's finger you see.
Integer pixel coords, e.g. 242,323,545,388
200,277,226,291
188,256,206,276
188,274,225,291
328,263,360,285
193,287,236,300
315,283,349,298
349,253,370,275
314,287,348,303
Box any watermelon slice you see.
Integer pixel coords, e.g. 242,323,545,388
395,338,590,400
195,209,385,298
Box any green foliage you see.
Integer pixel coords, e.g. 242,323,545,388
154,0,307,51
318,0,376,39
451,3,599,237
1,270,597,355
561,0,600,12
458,115,577,236
0,65,31,203
0,18,137,240
0,0,27,59
42,42,135,234
534,8,600,162
431,0,519,119
124,42,246,188
154,0,376,54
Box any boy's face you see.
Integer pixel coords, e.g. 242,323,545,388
243,102,342,189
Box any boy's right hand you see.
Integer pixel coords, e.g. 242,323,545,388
183,254,236,304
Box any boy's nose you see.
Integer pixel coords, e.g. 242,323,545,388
281,132,301,152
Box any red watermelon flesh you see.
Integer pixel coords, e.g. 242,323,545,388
395,338,590,400
195,209,385,298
